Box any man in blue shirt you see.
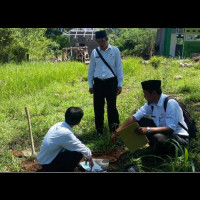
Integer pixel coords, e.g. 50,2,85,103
112,80,189,155
88,30,124,135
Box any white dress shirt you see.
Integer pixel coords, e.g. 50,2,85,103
88,44,124,88
37,122,92,165
133,93,189,136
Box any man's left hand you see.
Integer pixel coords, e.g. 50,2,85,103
117,87,122,95
137,127,147,135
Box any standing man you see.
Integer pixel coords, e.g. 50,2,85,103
88,30,124,135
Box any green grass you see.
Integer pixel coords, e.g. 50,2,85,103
0,56,200,172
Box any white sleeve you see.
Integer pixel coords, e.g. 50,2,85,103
88,50,96,88
165,99,179,131
115,48,124,87
133,103,152,121
60,133,92,159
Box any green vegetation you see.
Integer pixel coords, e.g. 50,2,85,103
108,28,157,59
0,28,70,63
0,56,200,172
0,28,157,63
149,56,165,69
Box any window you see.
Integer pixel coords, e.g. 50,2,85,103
186,34,200,41
172,28,176,33
186,34,195,40
195,34,200,40
177,28,184,34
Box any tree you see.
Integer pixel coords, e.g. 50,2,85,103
0,28,14,62
45,28,71,50
114,28,157,59
0,28,61,63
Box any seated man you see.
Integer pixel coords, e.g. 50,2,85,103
111,80,189,155
37,107,94,172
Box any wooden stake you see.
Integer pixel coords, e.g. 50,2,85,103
25,107,36,155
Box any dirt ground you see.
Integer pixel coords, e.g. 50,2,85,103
12,151,42,172
13,149,126,172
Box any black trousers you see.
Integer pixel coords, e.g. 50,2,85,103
138,117,189,156
93,77,120,133
37,150,83,172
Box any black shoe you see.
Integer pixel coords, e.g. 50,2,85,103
97,133,103,137
124,164,139,172
76,164,86,172
96,130,103,136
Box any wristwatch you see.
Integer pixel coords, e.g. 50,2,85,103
147,127,151,134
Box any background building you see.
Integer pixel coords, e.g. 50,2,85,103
154,28,200,58
64,28,99,57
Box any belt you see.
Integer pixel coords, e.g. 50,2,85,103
94,77,116,81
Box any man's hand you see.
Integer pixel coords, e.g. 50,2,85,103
117,87,122,95
137,127,147,135
111,132,119,143
89,88,94,94
84,157,94,169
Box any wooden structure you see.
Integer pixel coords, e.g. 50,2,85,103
64,28,99,55
62,46,90,64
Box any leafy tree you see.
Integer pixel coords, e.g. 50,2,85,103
0,28,14,62
113,28,157,59
45,28,71,50
11,28,51,61
0,28,60,62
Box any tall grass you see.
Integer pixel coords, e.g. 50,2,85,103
0,61,88,100
0,57,200,172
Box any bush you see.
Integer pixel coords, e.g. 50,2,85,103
9,43,28,62
150,56,164,69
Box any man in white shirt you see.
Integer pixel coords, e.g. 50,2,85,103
37,107,94,172
88,30,124,135
112,80,189,155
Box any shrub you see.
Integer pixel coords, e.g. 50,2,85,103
150,56,164,69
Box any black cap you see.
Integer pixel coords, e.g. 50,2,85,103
141,80,161,91
95,30,107,39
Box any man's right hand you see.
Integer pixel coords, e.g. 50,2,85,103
89,88,94,94
84,157,94,169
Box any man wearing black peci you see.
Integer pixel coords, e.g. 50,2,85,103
111,80,190,155
88,30,124,136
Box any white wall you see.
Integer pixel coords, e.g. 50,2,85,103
169,33,177,57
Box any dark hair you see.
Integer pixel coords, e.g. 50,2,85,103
147,88,162,95
65,107,84,126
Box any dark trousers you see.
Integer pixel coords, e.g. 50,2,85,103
138,117,189,156
37,150,83,172
93,77,120,133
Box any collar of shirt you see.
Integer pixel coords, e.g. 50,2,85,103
99,44,112,52
63,121,73,133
